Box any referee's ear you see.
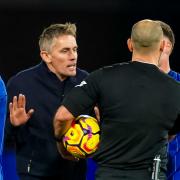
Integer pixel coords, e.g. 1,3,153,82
127,38,133,52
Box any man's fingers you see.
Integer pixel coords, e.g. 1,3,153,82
18,94,25,108
9,102,14,121
12,96,18,111
9,102,13,112
27,109,34,119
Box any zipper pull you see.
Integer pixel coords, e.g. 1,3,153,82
27,159,32,173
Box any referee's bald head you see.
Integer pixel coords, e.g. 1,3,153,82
131,19,163,52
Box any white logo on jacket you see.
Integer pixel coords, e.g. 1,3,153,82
75,81,87,87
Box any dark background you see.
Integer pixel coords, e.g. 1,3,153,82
0,0,180,83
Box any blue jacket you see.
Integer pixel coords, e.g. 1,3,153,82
167,70,180,180
0,76,7,180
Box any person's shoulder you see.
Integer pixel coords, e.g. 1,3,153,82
164,72,180,89
76,68,89,75
0,76,6,97
76,68,89,77
100,61,130,73
169,79,180,98
86,62,129,79
168,76,180,86
7,63,41,84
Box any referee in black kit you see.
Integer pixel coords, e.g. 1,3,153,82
53,19,180,180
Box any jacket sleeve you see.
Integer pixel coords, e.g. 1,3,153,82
168,70,180,135
0,77,7,152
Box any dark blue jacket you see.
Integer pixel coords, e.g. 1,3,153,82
167,70,180,180
0,76,7,180
4,62,88,179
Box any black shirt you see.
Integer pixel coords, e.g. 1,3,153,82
62,61,180,171
5,61,88,178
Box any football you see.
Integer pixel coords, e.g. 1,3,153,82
63,115,100,159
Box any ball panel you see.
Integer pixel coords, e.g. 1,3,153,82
80,117,100,134
66,145,86,158
81,134,100,154
63,124,83,145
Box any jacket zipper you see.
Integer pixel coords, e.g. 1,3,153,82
27,159,32,173
27,151,34,173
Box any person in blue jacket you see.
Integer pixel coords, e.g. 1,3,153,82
157,20,180,180
0,76,7,180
